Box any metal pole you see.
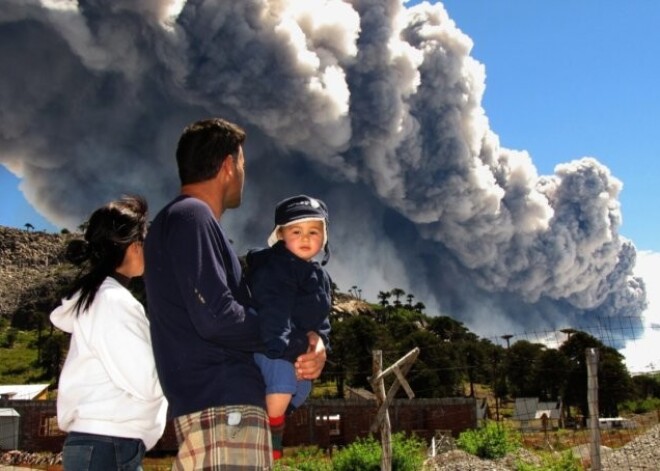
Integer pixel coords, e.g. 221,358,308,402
586,348,601,471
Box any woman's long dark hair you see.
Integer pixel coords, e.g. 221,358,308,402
65,195,148,315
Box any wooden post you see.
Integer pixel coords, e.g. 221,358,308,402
370,348,419,433
373,350,392,471
369,348,419,471
586,348,601,471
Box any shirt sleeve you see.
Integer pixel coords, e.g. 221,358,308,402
167,207,262,351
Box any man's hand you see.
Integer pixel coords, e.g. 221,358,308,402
295,332,326,380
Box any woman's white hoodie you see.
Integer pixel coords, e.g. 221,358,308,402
50,277,167,449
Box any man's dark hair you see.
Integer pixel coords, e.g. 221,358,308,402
176,118,246,185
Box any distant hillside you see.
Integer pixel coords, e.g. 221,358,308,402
0,225,376,326
0,226,80,323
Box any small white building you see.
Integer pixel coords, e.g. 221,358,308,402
513,398,564,431
587,417,637,430
0,408,20,450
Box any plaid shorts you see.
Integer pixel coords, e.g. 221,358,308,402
173,405,272,470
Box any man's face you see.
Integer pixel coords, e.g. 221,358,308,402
224,146,245,209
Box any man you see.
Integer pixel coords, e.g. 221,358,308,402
144,118,326,469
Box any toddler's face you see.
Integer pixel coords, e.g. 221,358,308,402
279,220,325,261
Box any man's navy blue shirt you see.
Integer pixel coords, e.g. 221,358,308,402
144,195,265,418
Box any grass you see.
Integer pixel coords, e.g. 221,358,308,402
0,328,46,384
310,380,339,398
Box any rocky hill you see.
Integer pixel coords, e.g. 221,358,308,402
0,225,376,325
0,226,80,321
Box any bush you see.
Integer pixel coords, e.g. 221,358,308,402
391,433,426,471
331,432,425,471
1,327,18,348
619,397,660,414
274,446,331,471
331,436,380,471
456,421,519,459
516,450,582,471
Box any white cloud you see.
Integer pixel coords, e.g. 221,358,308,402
621,250,660,372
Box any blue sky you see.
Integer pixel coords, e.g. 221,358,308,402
437,0,660,253
1,167,57,232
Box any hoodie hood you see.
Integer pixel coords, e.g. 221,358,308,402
50,292,82,333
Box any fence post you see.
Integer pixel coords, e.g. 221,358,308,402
370,347,419,471
586,348,601,471
372,350,392,471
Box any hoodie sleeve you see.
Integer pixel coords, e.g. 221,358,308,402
249,254,299,359
49,297,77,334
314,311,331,352
296,268,331,354
90,287,164,402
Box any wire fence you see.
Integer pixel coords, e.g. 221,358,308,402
423,317,660,470
2,318,660,469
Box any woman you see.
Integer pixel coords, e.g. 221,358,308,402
51,196,167,471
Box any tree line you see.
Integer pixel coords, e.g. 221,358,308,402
6,278,660,420
323,288,658,420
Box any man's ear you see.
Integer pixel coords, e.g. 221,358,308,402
221,155,234,177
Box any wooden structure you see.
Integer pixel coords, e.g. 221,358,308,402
283,397,477,449
2,396,477,453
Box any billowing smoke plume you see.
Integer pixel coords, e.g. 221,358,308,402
0,0,646,338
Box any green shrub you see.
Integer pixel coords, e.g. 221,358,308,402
0,329,46,384
331,436,381,471
456,421,519,459
391,433,426,471
619,397,660,414
1,327,18,348
516,450,582,471
274,445,331,471
331,432,425,471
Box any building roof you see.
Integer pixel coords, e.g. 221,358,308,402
513,397,562,421
0,408,20,417
345,387,376,401
0,384,50,400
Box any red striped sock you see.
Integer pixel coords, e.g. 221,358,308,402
269,415,285,460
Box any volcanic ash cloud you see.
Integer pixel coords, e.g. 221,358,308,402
0,0,646,337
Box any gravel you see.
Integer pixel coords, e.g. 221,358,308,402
4,425,660,470
423,424,660,470
600,424,660,470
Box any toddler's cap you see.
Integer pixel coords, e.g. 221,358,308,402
267,194,330,264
